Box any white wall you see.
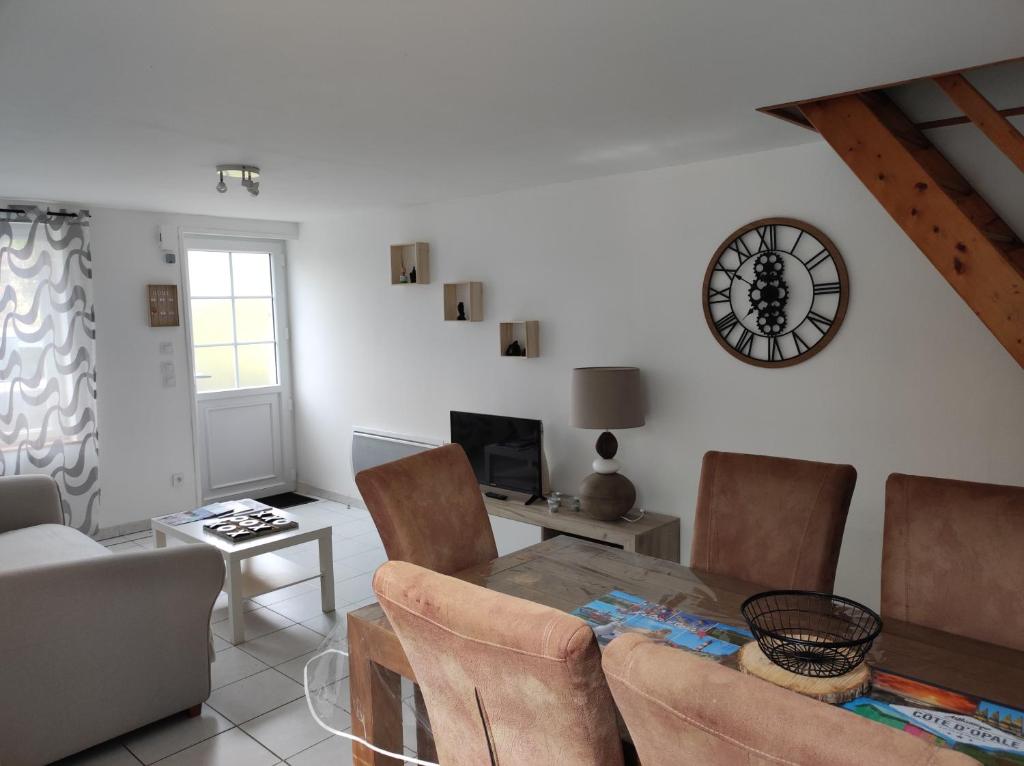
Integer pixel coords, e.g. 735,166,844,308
90,208,297,534
287,140,1024,608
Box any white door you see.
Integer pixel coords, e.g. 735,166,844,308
184,237,296,502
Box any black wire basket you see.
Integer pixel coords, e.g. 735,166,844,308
740,590,882,678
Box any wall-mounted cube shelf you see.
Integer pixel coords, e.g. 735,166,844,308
443,282,483,321
499,320,539,358
390,242,430,285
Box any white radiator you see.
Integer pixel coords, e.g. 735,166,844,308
351,428,442,476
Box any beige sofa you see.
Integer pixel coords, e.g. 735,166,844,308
0,475,225,765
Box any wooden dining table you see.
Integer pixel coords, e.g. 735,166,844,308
347,535,1024,766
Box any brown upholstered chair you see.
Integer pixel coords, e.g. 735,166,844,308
373,560,624,766
355,443,498,574
603,633,974,766
882,473,1024,651
691,451,856,592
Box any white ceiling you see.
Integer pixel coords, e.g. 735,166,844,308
0,0,1022,221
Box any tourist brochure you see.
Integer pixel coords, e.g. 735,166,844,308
157,498,274,526
570,590,754,658
845,670,1024,765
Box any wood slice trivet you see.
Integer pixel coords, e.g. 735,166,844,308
738,642,871,704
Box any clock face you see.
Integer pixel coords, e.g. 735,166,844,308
702,218,849,367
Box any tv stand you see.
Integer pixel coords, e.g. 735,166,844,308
482,495,680,563
523,494,544,506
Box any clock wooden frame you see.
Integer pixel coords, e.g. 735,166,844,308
702,217,849,368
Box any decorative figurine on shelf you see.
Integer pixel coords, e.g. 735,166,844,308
505,340,523,357
457,301,467,320
410,265,417,283
399,265,408,284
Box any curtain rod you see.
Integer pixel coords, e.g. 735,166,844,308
0,207,91,219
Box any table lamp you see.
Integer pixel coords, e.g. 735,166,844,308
571,366,646,521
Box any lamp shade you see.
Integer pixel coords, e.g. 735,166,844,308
571,367,645,430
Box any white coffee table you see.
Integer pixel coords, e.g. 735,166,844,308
152,507,335,644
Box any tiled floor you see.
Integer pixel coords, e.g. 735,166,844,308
54,500,415,766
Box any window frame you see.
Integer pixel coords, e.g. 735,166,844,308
186,246,281,394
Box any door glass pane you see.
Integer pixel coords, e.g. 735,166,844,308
232,252,272,296
234,298,275,343
191,299,235,345
194,345,237,392
237,343,278,388
188,251,232,296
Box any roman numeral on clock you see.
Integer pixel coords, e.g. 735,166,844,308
708,286,731,305
807,310,834,334
768,336,785,362
755,225,776,253
713,263,737,279
735,329,754,356
714,311,739,336
787,229,804,254
804,248,830,270
726,235,755,264
813,281,841,295
793,331,811,355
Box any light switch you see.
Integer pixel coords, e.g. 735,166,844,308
159,341,174,355
160,361,176,388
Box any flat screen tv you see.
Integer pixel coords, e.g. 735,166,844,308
450,411,543,503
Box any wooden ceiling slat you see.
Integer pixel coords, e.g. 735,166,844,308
934,73,1024,174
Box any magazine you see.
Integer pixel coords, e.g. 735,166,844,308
156,502,235,526
845,670,1024,765
156,498,275,526
571,590,753,658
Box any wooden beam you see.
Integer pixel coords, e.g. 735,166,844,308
856,93,1022,249
934,74,1024,174
756,106,817,132
917,105,1024,131
800,94,1024,367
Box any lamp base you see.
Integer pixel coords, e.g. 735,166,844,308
579,472,636,522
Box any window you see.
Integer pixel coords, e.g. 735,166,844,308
188,250,278,392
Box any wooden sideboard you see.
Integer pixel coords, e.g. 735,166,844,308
483,495,680,563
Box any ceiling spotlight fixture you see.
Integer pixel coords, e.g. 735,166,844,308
215,164,261,197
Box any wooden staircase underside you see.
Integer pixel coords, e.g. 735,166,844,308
760,57,1024,367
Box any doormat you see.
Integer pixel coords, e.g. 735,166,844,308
257,492,318,509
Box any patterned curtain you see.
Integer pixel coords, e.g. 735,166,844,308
0,206,99,532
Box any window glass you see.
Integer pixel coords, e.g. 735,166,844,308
187,251,231,296
234,298,275,343
190,299,234,345
194,346,237,392
232,251,272,296
237,343,278,388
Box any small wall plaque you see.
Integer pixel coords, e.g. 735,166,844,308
148,284,180,327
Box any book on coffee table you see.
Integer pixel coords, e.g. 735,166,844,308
204,508,298,543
